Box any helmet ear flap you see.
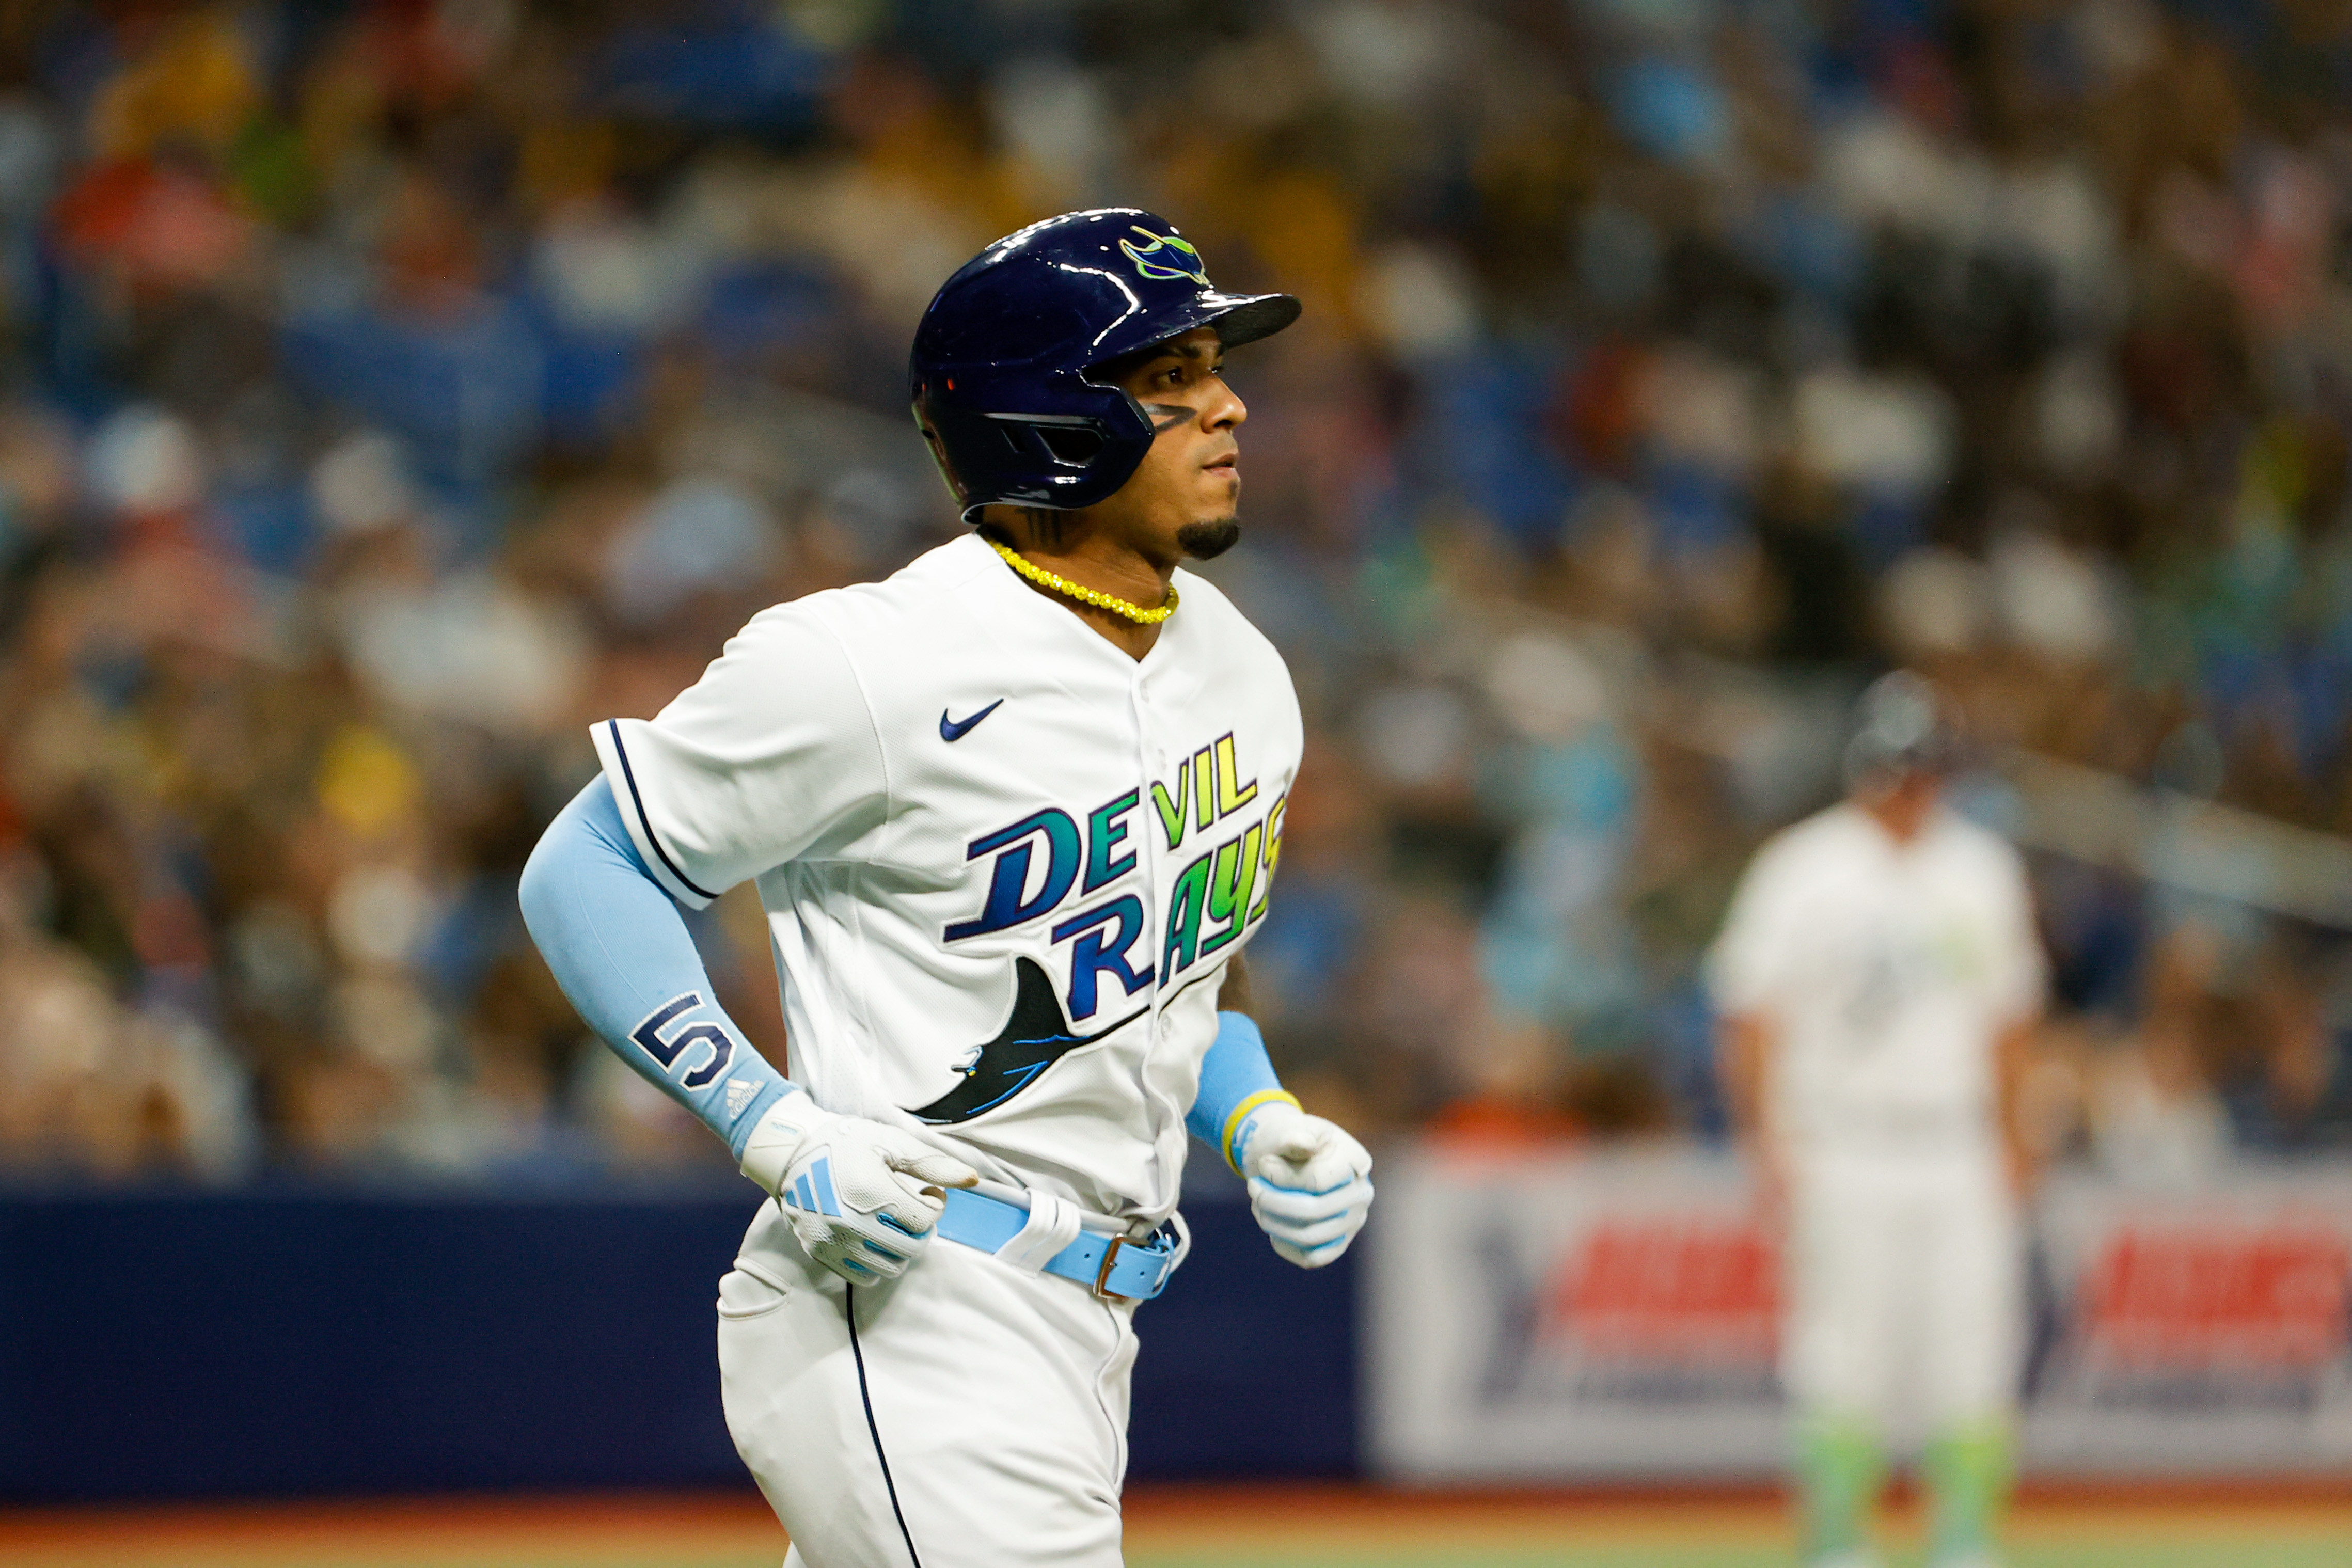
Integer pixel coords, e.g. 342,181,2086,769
1036,424,1104,466
915,383,1153,518
983,414,1111,470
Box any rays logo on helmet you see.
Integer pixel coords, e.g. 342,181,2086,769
1119,226,1209,285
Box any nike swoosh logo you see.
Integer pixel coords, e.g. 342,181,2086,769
939,699,1004,742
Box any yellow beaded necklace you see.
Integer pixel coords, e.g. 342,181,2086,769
987,536,1178,625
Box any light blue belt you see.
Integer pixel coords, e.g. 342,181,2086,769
936,1186,1179,1302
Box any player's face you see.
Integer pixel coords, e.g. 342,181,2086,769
1856,767,1943,841
1098,327,1248,563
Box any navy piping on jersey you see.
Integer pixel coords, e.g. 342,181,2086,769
605,721,720,903
845,1288,924,1568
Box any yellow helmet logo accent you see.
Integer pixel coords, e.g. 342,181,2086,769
1118,226,1209,286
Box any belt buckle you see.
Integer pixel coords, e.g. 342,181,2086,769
1091,1234,1130,1300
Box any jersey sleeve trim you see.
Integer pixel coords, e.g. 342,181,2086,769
592,719,721,908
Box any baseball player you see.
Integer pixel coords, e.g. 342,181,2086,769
518,209,1374,1567
1709,673,2043,1568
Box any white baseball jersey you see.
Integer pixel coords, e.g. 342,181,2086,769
1707,802,2043,1159
593,531,1301,1224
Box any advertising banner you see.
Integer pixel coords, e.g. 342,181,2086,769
2028,1171,2352,1474
1366,1147,2352,1480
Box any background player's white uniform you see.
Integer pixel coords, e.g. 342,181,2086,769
1709,801,2043,1435
598,531,1301,1566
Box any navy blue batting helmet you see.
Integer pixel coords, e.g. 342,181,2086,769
909,209,1300,519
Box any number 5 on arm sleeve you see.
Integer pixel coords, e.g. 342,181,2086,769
518,779,792,1160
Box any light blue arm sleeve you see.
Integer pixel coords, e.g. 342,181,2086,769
1186,1011,1293,1173
518,780,794,1161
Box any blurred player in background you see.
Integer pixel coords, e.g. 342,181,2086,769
1710,673,2045,1568
519,210,1372,1566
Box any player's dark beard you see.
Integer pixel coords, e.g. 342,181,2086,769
1177,518,1241,560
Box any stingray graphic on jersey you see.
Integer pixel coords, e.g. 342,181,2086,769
905,958,1143,1124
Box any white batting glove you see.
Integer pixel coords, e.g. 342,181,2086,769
739,1090,978,1285
1235,1100,1374,1269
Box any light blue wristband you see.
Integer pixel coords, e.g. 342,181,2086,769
1187,1010,1298,1173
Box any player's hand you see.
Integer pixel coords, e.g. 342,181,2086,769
739,1091,979,1285
1235,1100,1373,1269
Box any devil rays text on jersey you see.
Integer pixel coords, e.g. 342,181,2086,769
917,727,1286,1123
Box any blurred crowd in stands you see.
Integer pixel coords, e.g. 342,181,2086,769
0,0,2348,1185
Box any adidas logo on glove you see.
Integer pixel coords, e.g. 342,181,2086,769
741,1091,980,1284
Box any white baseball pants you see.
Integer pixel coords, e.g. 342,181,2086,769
717,1203,1140,1568
1781,1148,2022,1428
